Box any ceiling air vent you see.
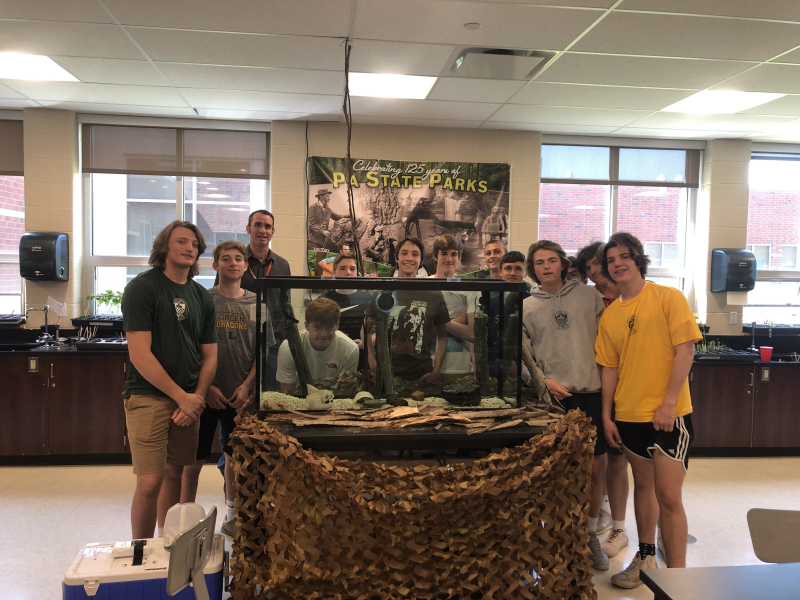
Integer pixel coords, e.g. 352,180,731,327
448,47,556,81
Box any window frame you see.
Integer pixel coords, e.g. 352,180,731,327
539,144,699,289
745,151,800,315
82,173,268,308
538,182,694,286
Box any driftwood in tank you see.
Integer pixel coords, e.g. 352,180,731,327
281,300,311,397
473,310,490,394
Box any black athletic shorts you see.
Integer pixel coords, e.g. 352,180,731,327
562,392,607,457
616,414,694,471
196,405,238,460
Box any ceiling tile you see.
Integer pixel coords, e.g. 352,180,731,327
50,57,169,86
0,0,114,23
747,133,800,142
482,122,618,134
157,63,344,94
354,0,602,49
196,108,338,121
349,97,500,121
572,12,800,61
489,104,650,126
538,53,752,89
1,81,189,107
0,83,28,100
712,64,800,94
773,48,800,64
0,20,142,59
629,112,795,132
428,78,525,103
740,95,800,117
35,102,197,117
745,119,800,136
352,115,483,128
102,0,352,36
0,98,39,109
180,88,341,113
349,41,455,76
614,127,744,139
620,0,800,22
478,0,614,7
509,82,695,110
128,28,345,70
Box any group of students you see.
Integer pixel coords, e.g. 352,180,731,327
120,207,700,592
520,234,701,589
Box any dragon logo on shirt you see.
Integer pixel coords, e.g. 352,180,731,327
627,315,638,336
552,310,572,330
173,298,188,321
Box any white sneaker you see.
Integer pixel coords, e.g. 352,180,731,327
602,528,629,558
588,533,609,571
597,508,612,536
611,552,657,589
221,516,235,537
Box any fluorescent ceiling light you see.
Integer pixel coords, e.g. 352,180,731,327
349,73,437,99
662,90,784,114
0,53,78,82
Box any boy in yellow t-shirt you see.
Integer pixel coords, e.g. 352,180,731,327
595,233,701,589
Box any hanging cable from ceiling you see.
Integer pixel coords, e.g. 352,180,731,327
341,37,364,276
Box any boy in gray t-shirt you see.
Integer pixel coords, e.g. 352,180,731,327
180,240,274,537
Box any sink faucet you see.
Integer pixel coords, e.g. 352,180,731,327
26,305,53,347
748,321,757,352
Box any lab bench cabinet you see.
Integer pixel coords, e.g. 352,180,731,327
0,352,128,456
690,362,800,449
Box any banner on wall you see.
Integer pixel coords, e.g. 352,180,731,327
307,157,510,276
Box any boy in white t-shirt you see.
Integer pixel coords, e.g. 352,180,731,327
276,297,359,392
430,234,478,375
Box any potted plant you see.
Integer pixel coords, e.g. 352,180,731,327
71,290,125,332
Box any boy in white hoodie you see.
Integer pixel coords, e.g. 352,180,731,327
522,239,608,570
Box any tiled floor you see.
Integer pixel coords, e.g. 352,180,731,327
1,457,798,600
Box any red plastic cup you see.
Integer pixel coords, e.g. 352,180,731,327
759,346,773,362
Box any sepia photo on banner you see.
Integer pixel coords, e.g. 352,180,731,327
307,157,511,277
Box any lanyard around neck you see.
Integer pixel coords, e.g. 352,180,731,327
248,257,272,280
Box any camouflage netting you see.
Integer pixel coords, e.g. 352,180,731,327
229,410,597,600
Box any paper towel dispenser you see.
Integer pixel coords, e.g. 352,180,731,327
19,232,69,281
710,248,756,293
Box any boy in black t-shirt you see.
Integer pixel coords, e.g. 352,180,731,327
122,220,217,540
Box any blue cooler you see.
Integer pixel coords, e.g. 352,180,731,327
62,534,227,599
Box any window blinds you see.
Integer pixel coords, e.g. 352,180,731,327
82,124,269,179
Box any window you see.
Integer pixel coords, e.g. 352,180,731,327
746,244,771,270
538,183,610,256
743,281,800,325
781,245,798,269
84,125,269,301
645,242,681,269
747,153,800,271
0,120,25,314
540,144,698,289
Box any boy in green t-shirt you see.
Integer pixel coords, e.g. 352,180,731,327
122,220,217,540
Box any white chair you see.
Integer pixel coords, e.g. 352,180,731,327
747,508,800,564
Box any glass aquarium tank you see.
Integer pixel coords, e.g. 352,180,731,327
251,276,525,412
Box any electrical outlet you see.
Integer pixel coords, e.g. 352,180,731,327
730,312,738,325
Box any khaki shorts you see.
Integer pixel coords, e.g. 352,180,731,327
124,394,201,475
